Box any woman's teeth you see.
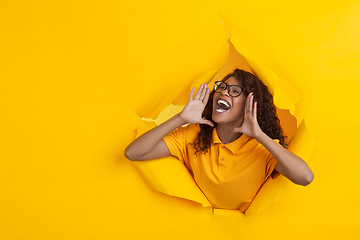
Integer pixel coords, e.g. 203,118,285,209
216,99,231,113
216,108,227,113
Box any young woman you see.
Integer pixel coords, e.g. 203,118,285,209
125,69,314,212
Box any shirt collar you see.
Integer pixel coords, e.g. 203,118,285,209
212,127,251,154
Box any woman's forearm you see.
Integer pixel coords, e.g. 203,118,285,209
256,132,314,186
124,114,187,161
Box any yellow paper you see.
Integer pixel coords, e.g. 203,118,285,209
1,1,360,239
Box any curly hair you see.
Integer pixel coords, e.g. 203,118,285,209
191,69,286,155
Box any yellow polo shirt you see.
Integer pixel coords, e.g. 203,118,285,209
163,124,279,212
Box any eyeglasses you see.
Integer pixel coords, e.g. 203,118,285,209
214,81,245,97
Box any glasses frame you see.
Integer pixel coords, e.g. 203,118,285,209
214,81,245,97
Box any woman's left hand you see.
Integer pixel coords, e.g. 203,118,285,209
234,93,314,186
233,92,263,139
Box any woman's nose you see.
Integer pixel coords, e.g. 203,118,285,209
221,88,229,96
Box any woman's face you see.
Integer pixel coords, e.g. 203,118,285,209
212,76,247,127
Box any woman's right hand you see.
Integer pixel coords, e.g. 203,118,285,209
179,83,214,127
125,83,213,161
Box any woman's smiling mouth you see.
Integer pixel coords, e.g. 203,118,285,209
215,98,231,113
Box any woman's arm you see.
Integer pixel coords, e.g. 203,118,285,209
125,114,186,161
233,93,314,186
256,133,314,186
125,84,214,161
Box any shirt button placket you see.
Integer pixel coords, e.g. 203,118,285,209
219,146,226,171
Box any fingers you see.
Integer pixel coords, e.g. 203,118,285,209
200,119,214,127
193,83,210,102
232,127,242,134
202,86,210,104
245,92,252,115
245,92,256,116
199,84,208,101
254,101,257,119
189,87,195,101
194,84,204,100
249,93,254,115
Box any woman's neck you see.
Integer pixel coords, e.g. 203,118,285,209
216,124,242,144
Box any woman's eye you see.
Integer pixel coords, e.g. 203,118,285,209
217,85,225,90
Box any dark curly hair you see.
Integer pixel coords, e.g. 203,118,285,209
192,69,286,155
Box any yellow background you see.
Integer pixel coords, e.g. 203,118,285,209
1,0,360,239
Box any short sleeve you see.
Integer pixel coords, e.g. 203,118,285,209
162,125,189,164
